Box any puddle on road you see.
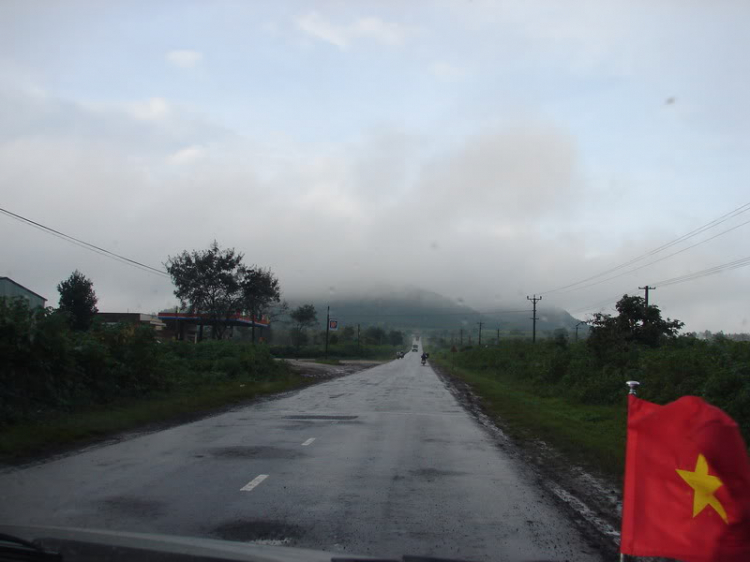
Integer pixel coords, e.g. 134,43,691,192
410,468,466,480
207,446,304,460
100,496,164,518
284,415,358,420
212,520,304,543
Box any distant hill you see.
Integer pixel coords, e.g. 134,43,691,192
284,285,582,337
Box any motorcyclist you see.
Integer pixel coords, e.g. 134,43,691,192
420,352,429,365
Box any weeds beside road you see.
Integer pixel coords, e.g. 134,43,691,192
0,372,308,462
0,298,385,462
431,336,750,480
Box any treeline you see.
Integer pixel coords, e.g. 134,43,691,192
270,325,407,359
433,295,750,442
0,298,284,426
275,324,406,347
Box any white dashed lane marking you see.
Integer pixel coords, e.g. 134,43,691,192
240,474,268,492
302,438,316,446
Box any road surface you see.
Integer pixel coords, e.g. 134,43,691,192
0,343,604,562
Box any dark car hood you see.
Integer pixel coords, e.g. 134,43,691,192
0,524,372,562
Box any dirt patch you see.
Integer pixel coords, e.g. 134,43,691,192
432,362,622,560
283,359,380,380
211,519,304,543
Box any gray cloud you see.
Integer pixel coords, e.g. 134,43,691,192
1,83,748,333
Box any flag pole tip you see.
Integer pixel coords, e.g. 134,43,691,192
626,381,640,395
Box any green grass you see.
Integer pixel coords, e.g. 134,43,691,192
435,357,627,478
0,372,310,462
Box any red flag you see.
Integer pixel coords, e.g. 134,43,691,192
621,395,750,562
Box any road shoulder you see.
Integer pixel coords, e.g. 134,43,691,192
431,361,622,560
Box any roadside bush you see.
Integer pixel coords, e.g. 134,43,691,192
0,298,284,426
443,336,750,444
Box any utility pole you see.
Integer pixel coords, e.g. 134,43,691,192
527,295,542,343
638,285,656,308
325,305,330,358
477,321,483,347
357,323,361,355
460,328,463,346
496,327,500,345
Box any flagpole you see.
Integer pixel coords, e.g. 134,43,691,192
621,381,640,562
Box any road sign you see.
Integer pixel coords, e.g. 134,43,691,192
329,319,338,331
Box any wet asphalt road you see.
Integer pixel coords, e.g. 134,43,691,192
0,344,603,562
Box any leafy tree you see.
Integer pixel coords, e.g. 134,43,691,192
588,294,684,352
291,329,309,348
553,328,569,348
57,270,98,331
241,266,281,344
364,326,387,345
340,325,356,342
290,304,317,350
388,330,405,346
165,241,244,340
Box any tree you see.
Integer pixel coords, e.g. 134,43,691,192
241,266,281,344
340,325,356,342
165,241,244,340
588,294,684,352
290,304,317,350
388,330,405,346
57,270,98,331
364,326,387,345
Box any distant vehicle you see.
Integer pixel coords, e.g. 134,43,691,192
412,345,418,352
396,351,405,359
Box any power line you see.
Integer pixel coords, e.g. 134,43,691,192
555,216,750,294
566,290,637,315
651,255,750,288
329,308,532,320
541,201,750,294
568,254,750,313
0,206,170,278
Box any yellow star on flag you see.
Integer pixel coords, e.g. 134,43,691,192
676,454,729,524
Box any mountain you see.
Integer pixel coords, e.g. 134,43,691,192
285,285,582,336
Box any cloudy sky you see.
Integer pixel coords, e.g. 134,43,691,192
2,0,749,332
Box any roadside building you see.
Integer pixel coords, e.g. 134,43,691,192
96,312,167,335
0,277,47,308
157,311,270,342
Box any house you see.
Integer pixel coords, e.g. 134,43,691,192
0,277,47,308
